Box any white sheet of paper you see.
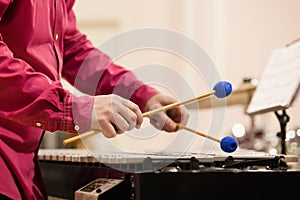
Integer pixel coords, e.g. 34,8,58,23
246,42,300,115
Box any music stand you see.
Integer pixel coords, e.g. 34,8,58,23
246,40,300,154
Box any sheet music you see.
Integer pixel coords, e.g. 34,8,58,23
246,41,300,115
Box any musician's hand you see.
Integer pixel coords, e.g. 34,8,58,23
91,94,143,138
144,93,189,132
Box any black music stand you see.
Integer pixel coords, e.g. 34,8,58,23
275,109,290,154
246,39,300,155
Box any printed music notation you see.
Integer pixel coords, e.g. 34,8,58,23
247,41,300,115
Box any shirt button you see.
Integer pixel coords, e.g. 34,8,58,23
35,122,42,127
74,125,80,131
55,34,59,40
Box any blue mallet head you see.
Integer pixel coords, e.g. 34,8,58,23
220,136,238,153
213,81,232,98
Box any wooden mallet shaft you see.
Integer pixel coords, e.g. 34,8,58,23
142,91,215,117
63,130,98,145
176,123,220,143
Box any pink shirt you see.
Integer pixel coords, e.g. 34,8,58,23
0,0,158,199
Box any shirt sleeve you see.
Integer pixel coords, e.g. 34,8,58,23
0,0,93,134
62,0,159,113
0,0,12,21
0,37,93,134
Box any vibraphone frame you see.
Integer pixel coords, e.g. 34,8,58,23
39,149,300,200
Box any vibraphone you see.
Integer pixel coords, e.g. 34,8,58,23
38,148,300,200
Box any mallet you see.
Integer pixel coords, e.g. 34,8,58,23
176,123,238,153
63,81,232,145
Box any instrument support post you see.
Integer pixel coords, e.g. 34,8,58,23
275,109,290,155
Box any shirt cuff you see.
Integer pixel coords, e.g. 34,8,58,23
63,93,94,134
130,84,159,113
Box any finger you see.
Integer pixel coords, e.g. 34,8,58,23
150,119,164,130
149,109,176,131
168,106,189,127
167,106,182,123
161,116,177,132
122,100,143,128
111,112,131,132
98,119,117,138
112,123,124,135
150,113,177,132
110,96,137,131
179,106,189,126
148,104,166,130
